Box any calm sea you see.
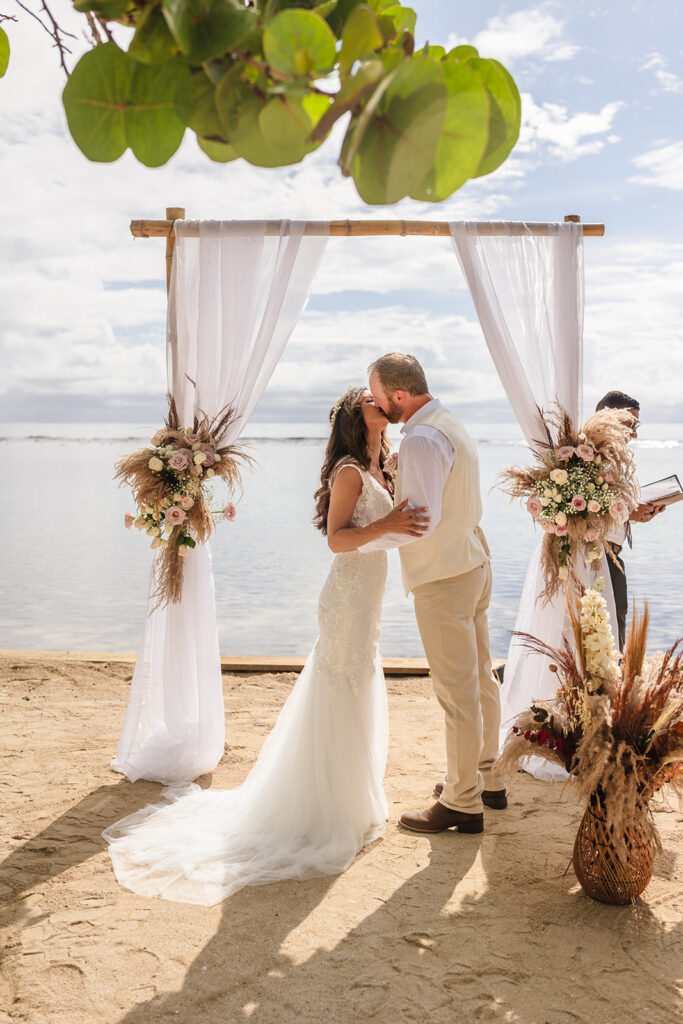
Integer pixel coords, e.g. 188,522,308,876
2,421,681,658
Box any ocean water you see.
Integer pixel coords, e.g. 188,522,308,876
1,421,681,658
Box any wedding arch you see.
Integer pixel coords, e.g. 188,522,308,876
112,209,608,786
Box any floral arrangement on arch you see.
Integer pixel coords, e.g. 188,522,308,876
115,398,251,608
500,405,640,597
499,578,683,858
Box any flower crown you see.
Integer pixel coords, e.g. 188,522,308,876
330,386,359,427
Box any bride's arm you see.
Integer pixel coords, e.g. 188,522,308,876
326,467,429,554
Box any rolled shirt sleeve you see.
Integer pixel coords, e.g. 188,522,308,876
360,426,454,552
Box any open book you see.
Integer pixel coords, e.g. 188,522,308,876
639,473,683,507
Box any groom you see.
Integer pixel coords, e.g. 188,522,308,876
367,353,505,834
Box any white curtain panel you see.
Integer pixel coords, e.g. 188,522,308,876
111,221,328,784
450,221,616,780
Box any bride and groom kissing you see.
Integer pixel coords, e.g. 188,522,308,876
104,353,506,907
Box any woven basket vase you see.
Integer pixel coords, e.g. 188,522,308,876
572,799,655,905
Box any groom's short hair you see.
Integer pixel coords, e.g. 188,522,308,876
595,390,640,412
369,353,429,395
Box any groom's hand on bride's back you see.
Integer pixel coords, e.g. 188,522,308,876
381,500,431,537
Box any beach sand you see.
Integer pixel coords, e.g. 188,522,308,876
1,652,681,1024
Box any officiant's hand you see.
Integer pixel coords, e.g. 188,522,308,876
630,502,666,523
379,500,430,537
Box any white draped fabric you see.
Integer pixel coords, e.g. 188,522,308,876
111,221,328,784
450,221,616,780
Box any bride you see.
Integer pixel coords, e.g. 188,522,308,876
103,387,429,905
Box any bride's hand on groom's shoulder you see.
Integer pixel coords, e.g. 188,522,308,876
380,500,430,537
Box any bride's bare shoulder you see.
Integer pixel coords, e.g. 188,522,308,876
329,457,364,487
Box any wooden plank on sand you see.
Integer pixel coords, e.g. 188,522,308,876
1,650,504,678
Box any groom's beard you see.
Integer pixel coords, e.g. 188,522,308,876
381,398,403,423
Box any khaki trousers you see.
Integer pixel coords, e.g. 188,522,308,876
413,561,503,814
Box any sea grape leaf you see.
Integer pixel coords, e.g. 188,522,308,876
129,4,178,64
234,92,328,166
339,5,383,80
469,57,521,177
63,42,191,166
349,54,447,204
263,9,337,77
188,70,224,138
447,44,478,63
73,0,131,17
162,0,258,64
410,61,489,201
0,27,9,78
197,135,238,162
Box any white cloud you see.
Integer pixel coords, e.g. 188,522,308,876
630,141,683,191
518,95,624,161
639,53,683,94
447,5,579,65
583,242,683,417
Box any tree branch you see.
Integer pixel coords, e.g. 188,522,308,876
14,0,76,76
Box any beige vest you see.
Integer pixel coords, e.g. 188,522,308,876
396,406,490,593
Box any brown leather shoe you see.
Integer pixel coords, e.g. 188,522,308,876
399,801,484,834
433,782,508,809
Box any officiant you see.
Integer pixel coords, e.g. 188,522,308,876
596,391,666,649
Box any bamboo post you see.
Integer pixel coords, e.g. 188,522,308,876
165,206,185,294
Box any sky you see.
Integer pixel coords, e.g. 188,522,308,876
1,0,682,426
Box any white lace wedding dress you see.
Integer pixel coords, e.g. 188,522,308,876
103,459,393,905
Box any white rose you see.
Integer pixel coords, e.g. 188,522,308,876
206,468,215,478
556,512,568,526
541,497,550,507
149,456,164,472
596,476,604,485
587,483,595,492
214,454,221,463
602,483,609,491
193,452,206,465
544,488,553,498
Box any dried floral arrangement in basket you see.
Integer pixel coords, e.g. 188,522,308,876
499,405,640,598
115,398,251,607
499,578,682,902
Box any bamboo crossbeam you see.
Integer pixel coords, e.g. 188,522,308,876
132,217,605,240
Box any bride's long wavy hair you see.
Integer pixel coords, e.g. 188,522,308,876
313,387,393,535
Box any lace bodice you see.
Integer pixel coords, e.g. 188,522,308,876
329,457,394,529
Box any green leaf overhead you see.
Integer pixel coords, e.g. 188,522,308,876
63,42,192,166
410,60,489,201
0,26,9,79
469,58,521,177
338,5,383,80
348,54,448,204
48,1,521,201
162,0,258,64
264,9,337,77
129,5,178,65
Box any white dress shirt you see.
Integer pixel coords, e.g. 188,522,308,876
360,399,454,552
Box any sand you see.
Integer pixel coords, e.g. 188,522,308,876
0,651,681,1024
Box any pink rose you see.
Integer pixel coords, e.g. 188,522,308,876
587,500,601,514
603,470,616,484
555,525,568,536
179,495,194,511
201,447,216,467
571,495,587,512
224,502,237,522
585,527,600,541
527,496,543,518
164,506,187,526
576,443,595,461
185,433,199,443
610,499,628,521
124,513,134,529
556,446,575,461
168,450,190,471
